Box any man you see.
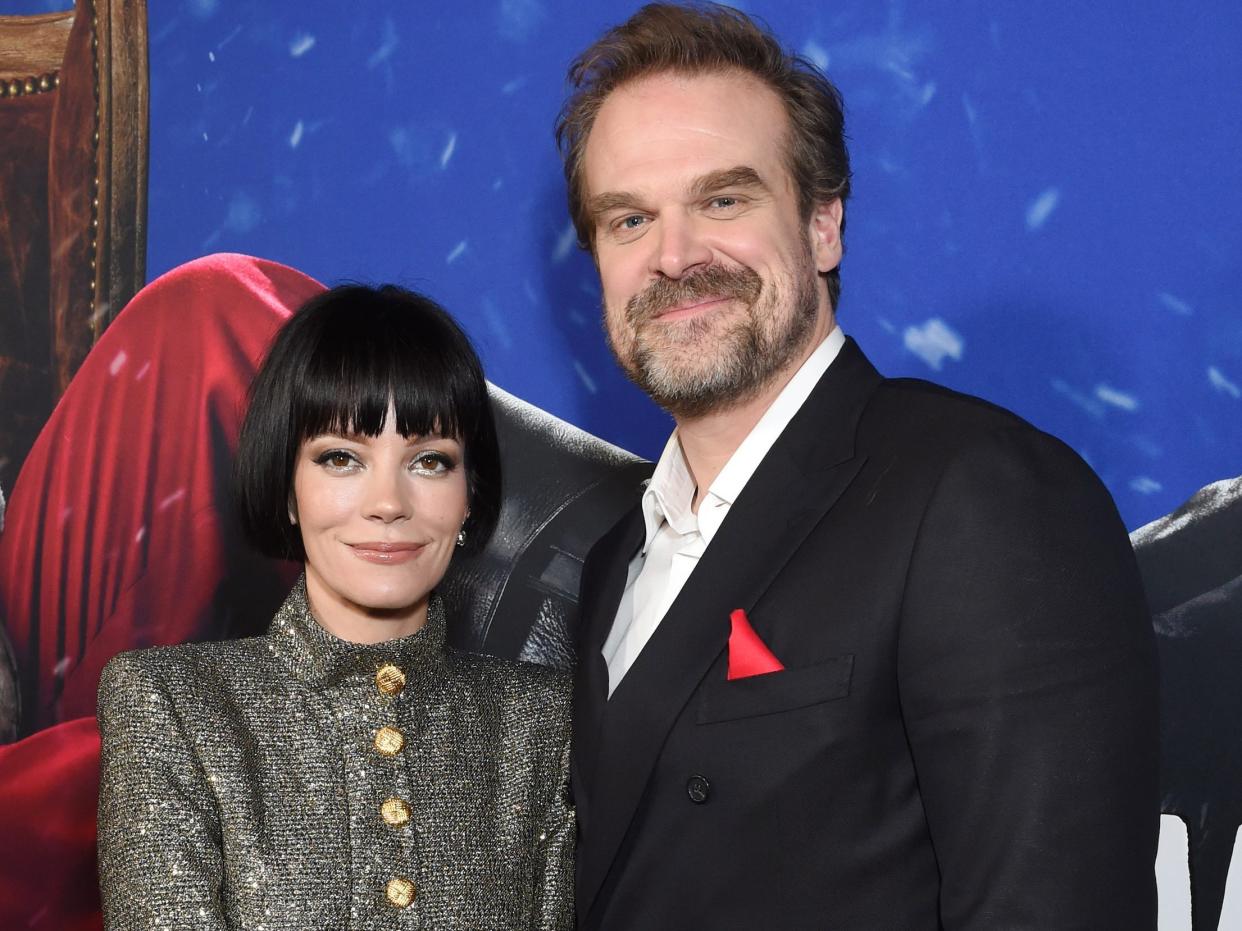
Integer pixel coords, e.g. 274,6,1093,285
557,4,1159,928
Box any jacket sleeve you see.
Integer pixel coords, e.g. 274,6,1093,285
97,651,230,931
896,426,1159,929
531,720,576,929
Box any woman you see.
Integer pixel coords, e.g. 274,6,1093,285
96,284,573,929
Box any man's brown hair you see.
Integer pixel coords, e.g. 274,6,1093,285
555,2,852,309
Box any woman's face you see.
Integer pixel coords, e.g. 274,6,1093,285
291,413,469,642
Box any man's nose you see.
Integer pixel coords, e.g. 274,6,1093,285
649,213,712,279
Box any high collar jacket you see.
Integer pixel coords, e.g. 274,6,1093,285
572,338,1158,930
97,580,574,930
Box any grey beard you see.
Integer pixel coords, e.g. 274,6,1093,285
632,313,770,419
615,263,820,420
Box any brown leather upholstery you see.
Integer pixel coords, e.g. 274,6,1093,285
0,0,148,491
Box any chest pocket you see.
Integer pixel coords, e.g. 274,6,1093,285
696,654,854,724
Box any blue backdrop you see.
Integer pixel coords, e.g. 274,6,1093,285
2,2,1241,927
8,0,1242,529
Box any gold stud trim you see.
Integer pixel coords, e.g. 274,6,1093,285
0,72,58,98
88,0,102,330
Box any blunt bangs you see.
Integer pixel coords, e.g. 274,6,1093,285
235,284,501,562
290,291,480,447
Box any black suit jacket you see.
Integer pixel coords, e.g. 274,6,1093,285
572,339,1158,930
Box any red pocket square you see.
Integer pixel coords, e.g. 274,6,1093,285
727,609,786,680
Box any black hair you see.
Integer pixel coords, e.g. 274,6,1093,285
234,284,501,561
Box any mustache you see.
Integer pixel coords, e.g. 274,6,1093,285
625,265,763,325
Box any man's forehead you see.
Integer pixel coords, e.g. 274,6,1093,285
591,69,785,135
582,71,791,196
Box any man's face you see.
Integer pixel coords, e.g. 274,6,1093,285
582,70,843,419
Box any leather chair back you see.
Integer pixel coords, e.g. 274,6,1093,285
0,0,148,491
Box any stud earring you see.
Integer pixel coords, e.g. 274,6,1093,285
456,528,467,547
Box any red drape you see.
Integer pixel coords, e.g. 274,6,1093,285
0,717,101,931
0,253,324,929
0,252,322,731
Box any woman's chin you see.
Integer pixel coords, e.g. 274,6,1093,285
349,587,429,619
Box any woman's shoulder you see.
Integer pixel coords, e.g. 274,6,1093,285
444,649,572,715
98,637,268,705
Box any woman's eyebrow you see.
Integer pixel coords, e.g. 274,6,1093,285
305,429,365,443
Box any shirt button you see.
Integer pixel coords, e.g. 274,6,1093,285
381,797,412,828
686,774,711,804
386,877,416,908
375,664,406,696
374,726,405,757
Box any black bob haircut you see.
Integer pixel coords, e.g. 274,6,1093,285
234,284,501,562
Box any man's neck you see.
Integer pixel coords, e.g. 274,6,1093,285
676,388,782,512
677,312,834,511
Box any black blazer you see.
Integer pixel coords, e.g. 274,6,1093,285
572,339,1158,930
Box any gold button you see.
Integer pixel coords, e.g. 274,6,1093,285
375,664,406,696
386,876,416,908
374,726,405,757
381,797,412,828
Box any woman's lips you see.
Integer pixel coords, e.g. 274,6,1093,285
348,542,425,564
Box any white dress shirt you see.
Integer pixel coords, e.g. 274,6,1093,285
602,327,847,695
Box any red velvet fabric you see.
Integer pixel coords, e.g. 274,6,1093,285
0,252,323,733
0,717,102,931
0,254,325,929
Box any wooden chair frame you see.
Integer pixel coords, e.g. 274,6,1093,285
0,0,148,486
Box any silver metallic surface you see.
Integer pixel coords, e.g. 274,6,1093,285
97,579,573,929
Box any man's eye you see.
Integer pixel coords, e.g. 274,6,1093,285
620,215,646,230
710,196,739,209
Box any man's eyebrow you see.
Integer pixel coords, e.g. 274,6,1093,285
587,167,769,222
587,191,647,220
688,166,768,199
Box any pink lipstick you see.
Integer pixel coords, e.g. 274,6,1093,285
348,542,425,565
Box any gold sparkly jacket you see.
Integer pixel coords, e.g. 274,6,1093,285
96,581,574,930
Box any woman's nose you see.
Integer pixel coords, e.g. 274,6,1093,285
362,468,411,522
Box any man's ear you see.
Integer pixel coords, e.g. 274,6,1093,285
808,198,844,273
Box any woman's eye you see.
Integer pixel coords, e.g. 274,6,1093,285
314,450,358,470
412,452,453,474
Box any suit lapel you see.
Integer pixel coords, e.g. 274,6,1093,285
572,506,645,815
577,339,883,915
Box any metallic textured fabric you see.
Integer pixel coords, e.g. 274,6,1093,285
97,579,573,929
